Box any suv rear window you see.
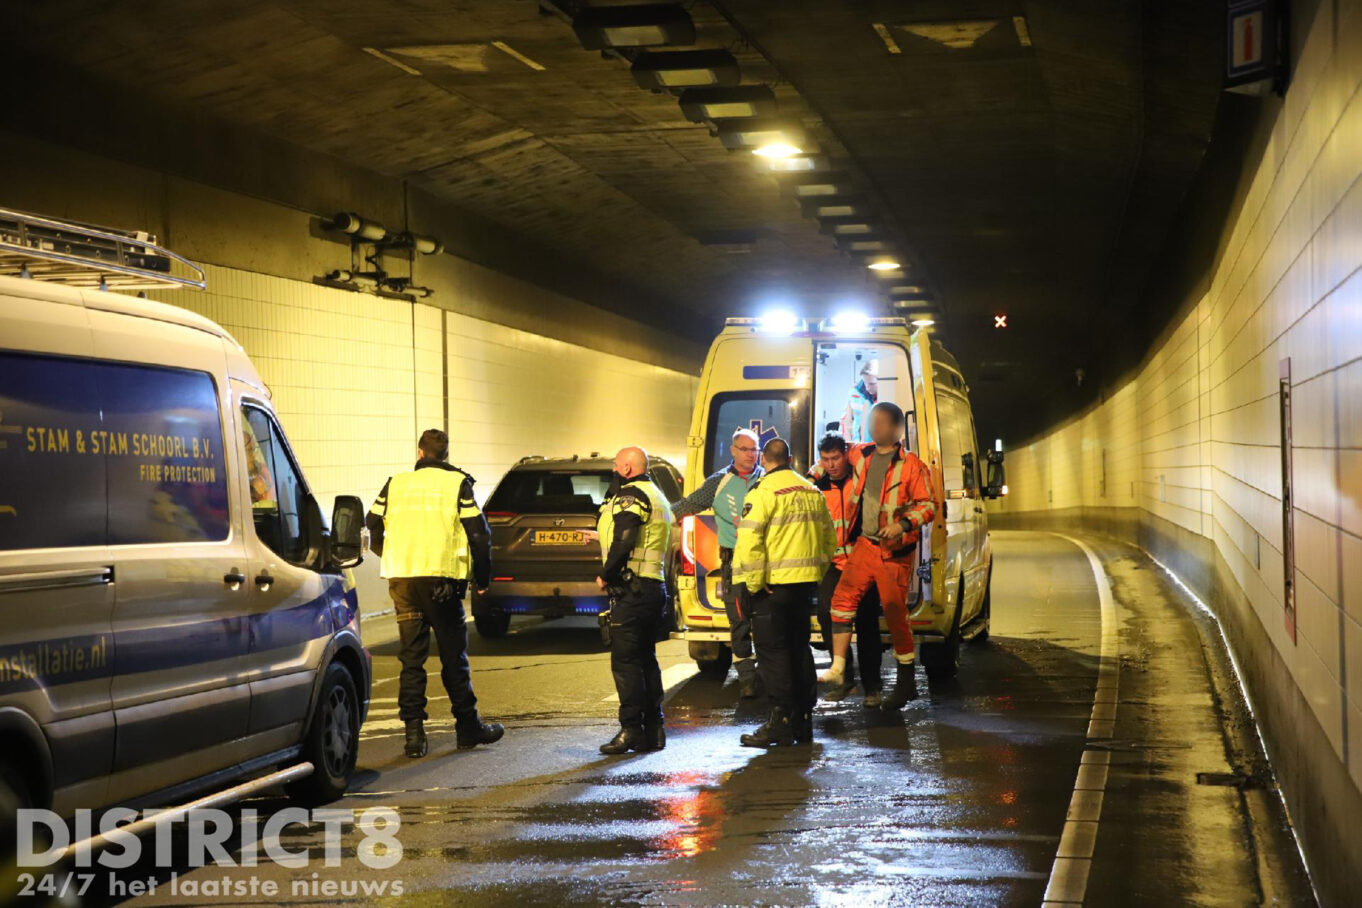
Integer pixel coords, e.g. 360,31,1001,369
486,469,612,514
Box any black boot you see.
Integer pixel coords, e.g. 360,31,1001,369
456,719,505,749
643,723,667,751
740,707,794,748
600,725,648,755
790,710,814,744
404,719,427,759
737,660,760,699
880,661,919,711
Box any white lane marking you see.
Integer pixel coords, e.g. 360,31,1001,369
601,662,698,703
1043,533,1118,907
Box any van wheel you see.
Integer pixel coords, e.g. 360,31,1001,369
474,614,511,638
920,577,964,681
287,663,360,807
971,563,993,644
696,646,733,680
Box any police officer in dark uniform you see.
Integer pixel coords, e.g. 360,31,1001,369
596,446,674,755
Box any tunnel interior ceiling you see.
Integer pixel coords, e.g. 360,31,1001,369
3,0,1226,440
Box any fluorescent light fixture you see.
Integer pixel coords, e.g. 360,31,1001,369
831,310,871,333
845,240,888,252
573,4,696,50
759,309,801,334
764,153,827,172
717,117,806,152
631,49,740,90
911,317,935,327
799,195,867,219
780,170,854,197
679,85,777,122
889,284,930,299
868,259,901,271
817,216,878,236
753,142,802,158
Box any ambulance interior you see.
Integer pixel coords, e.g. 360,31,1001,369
813,342,917,452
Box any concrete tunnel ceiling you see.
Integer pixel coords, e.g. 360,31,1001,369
3,0,1228,443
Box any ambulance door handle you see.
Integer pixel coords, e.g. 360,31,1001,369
223,569,246,590
254,570,274,592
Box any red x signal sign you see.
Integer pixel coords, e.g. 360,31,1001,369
994,314,1008,328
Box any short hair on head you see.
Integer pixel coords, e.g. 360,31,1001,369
762,437,790,466
418,428,449,461
732,428,759,446
818,432,848,455
870,401,905,427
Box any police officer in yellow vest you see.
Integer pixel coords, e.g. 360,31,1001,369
595,446,674,755
366,429,504,758
732,438,837,747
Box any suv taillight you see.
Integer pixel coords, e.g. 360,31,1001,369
681,515,696,576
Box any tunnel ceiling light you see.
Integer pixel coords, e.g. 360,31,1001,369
763,153,829,173
717,117,806,152
843,239,889,252
818,215,879,236
631,49,740,90
679,85,777,122
889,284,930,299
782,170,855,198
868,258,902,271
752,142,803,159
911,317,936,327
799,195,868,219
572,4,696,50
759,309,801,335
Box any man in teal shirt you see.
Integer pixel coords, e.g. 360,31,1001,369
674,427,765,697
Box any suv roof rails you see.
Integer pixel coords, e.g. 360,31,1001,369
516,455,547,464
0,206,207,291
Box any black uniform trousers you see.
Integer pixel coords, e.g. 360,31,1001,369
817,565,885,692
719,548,757,678
391,577,478,726
609,578,666,728
749,582,818,720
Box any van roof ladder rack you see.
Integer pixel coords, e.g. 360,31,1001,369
0,206,206,291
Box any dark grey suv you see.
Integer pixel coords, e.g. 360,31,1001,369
470,454,685,638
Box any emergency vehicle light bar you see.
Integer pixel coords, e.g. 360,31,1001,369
724,316,909,330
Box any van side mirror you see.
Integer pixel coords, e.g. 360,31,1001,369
329,495,365,569
983,450,1006,499
961,451,976,492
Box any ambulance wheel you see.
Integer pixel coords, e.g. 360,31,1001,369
695,646,733,680
288,662,360,807
921,577,964,681
0,759,34,863
475,614,511,638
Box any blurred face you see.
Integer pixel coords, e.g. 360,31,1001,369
870,408,901,447
820,447,848,480
863,372,879,395
731,435,759,473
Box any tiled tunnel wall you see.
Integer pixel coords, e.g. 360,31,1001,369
990,3,1362,900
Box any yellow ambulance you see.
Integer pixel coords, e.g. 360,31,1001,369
676,314,1004,681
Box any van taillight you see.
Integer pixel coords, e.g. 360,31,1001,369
681,515,696,576
486,511,516,522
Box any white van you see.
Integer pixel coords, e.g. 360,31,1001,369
0,267,371,832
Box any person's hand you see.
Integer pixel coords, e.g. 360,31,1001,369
596,576,607,590
878,521,907,543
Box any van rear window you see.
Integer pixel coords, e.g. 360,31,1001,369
706,391,811,475
0,353,229,550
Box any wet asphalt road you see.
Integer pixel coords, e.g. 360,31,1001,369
95,531,1313,907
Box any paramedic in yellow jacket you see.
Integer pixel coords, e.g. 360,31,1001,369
366,429,504,759
731,438,837,747
595,446,674,755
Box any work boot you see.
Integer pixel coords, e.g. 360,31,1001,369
456,719,505,749
643,723,667,752
880,661,919,711
600,725,648,755
823,679,857,702
790,710,814,744
862,689,883,709
740,707,794,748
403,719,427,759
736,659,760,699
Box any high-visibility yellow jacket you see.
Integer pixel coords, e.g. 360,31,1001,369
369,461,482,580
732,466,836,590
597,477,673,582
